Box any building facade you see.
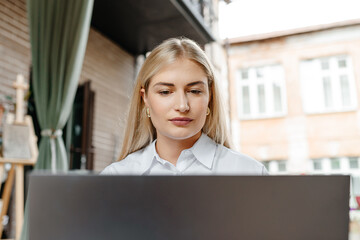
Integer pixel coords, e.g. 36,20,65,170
227,20,360,176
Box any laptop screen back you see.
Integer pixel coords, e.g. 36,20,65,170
28,174,350,240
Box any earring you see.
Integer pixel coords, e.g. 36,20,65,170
206,107,210,116
146,108,151,117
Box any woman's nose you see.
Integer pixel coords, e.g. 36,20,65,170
175,92,189,112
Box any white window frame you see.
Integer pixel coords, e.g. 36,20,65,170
349,157,360,170
264,160,288,175
309,157,360,175
300,55,358,114
236,64,287,120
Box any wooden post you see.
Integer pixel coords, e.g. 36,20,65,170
0,164,3,194
13,74,29,125
0,165,15,237
15,165,24,240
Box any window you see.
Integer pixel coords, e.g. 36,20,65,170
278,160,287,172
237,65,287,119
330,157,340,170
300,55,357,114
265,160,287,173
313,159,322,170
349,157,359,169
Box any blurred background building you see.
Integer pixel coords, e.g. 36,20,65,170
227,19,360,177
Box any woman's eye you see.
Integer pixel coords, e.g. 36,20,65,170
159,90,171,95
189,89,202,94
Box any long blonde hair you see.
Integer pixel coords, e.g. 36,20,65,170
119,37,231,160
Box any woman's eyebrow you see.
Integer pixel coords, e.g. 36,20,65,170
153,82,174,87
152,81,205,87
187,81,206,87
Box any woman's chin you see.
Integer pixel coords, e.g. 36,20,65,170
160,130,202,141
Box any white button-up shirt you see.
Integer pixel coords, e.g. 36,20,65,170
101,133,268,175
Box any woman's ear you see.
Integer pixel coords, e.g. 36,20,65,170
140,88,148,106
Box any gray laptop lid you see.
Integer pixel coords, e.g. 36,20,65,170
28,174,350,240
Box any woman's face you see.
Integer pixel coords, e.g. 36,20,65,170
141,58,210,141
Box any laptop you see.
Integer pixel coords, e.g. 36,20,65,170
28,174,350,240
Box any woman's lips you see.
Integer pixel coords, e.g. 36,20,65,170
169,117,193,126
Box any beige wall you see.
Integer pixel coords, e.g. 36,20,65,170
0,0,135,171
0,0,30,98
228,25,360,172
80,29,134,171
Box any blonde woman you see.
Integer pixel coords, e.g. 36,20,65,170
102,38,267,175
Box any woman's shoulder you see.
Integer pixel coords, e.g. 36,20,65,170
214,144,268,175
100,148,148,175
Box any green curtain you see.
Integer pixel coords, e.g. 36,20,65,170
21,0,94,239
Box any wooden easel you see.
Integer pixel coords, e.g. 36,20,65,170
0,74,38,240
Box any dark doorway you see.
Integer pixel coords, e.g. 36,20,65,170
65,81,95,170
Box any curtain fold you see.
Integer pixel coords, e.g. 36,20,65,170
21,0,94,239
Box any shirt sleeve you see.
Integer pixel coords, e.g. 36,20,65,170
100,165,115,175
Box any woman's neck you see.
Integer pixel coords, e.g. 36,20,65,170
155,131,202,166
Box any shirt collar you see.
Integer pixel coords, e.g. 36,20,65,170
190,133,216,169
140,133,217,174
140,140,158,175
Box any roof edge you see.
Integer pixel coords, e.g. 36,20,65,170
225,18,360,45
